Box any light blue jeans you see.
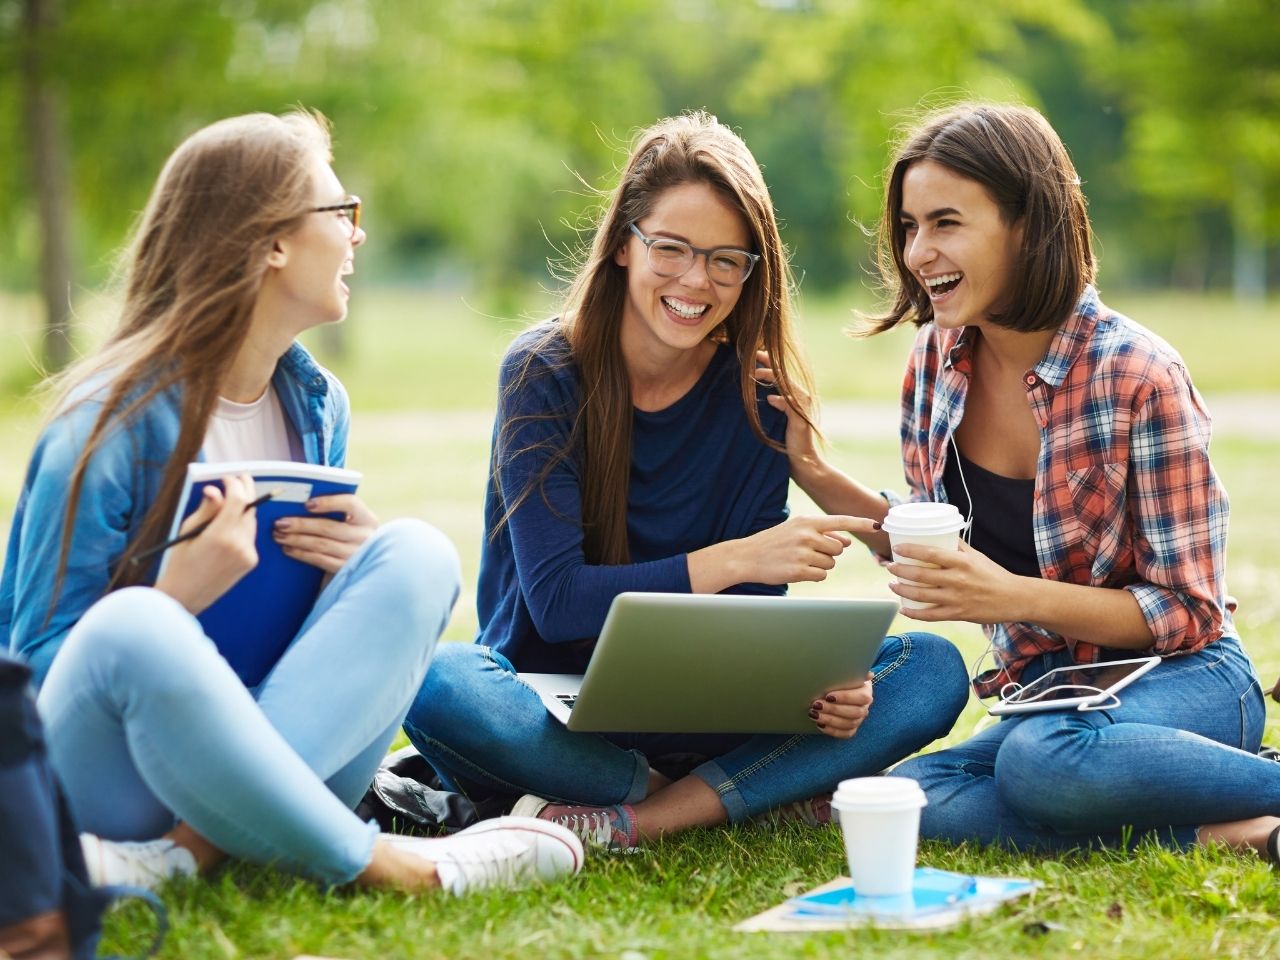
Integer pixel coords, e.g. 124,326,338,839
36,519,460,884
895,634,1268,850
403,632,968,821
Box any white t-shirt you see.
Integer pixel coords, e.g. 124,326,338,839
202,385,298,463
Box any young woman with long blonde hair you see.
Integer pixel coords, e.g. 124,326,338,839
1,110,581,896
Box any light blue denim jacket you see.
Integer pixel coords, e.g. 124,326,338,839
0,342,349,688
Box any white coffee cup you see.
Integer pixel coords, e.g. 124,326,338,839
880,502,966,610
830,776,928,897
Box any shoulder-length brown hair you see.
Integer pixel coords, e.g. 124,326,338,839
48,110,332,603
499,111,815,566
866,103,1096,335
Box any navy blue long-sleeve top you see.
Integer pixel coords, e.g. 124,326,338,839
477,326,791,673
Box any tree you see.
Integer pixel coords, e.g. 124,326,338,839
1107,0,1280,298
18,0,72,370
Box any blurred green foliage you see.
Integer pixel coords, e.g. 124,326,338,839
1,0,1278,303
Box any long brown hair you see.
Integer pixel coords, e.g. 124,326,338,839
498,111,815,565
47,110,332,606
867,102,1096,335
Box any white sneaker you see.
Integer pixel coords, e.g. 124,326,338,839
79,834,198,889
380,816,584,895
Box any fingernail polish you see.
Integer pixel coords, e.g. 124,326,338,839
808,709,820,719
811,700,823,711
872,521,882,531
825,694,836,703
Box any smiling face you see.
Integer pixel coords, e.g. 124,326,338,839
899,160,1023,331
614,181,750,363
264,154,366,336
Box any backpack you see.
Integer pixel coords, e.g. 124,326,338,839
355,745,517,835
0,654,166,960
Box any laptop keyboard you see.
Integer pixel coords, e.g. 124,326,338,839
556,694,578,708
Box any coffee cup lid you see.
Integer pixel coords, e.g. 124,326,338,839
880,502,965,536
830,776,927,811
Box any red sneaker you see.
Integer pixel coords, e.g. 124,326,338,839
753,793,833,828
510,795,640,852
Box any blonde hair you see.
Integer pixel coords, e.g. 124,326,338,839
50,110,333,603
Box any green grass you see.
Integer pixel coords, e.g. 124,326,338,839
98,831,1280,960
3,287,1280,958
4,285,1279,413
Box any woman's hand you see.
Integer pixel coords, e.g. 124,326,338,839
811,673,874,739
154,473,259,615
892,539,1159,648
888,538,1026,624
688,515,875,594
740,514,872,585
755,349,825,478
271,493,378,573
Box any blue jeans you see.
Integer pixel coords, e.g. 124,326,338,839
403,632,968,822
36,519,460,885
895,635,1268,850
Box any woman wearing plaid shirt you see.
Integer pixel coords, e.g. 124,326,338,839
760,103,1278,858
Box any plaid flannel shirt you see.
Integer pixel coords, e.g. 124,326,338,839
895,286,1234,697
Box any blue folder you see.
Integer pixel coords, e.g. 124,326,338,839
163,461,362,686
787,867,1035,921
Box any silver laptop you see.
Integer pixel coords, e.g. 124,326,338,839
520,592,899,733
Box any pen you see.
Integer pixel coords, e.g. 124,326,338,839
129,489,279,567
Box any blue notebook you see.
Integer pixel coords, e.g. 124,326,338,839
780,867,1037,927
160,460,362,686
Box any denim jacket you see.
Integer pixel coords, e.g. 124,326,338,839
0,342,349,688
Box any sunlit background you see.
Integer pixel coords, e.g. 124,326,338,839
2,0,1278,656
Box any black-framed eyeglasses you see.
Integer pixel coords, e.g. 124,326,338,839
312,195,361,238
628,222,759,286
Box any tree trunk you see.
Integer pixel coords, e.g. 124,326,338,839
20,0,74,372
1232,163,1266,303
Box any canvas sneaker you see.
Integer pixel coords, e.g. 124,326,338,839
752,792,833,828
79,834,198,889
380,816,584,895
510,794,640,852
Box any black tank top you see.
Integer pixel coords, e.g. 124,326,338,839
942,446,1040,578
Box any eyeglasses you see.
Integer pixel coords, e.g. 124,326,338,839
628,222,759,286
312,196,361,239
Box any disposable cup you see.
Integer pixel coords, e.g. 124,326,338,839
830,776,928,897
880,502,966,610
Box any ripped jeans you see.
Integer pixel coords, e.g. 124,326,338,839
403,632,968,821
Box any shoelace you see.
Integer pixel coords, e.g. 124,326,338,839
556,809,618,847
81,836,195,888
445,835,534,887
758,796,831,827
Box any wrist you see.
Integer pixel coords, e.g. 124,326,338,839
154,573,206,616
1006,573,1045,625
689,539,751,594
722,538,752,587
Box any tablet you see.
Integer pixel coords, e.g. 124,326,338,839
987,656,1161,716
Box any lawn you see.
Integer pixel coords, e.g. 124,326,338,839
2,287,1280,958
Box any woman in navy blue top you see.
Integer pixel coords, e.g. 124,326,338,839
404,112,967,850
